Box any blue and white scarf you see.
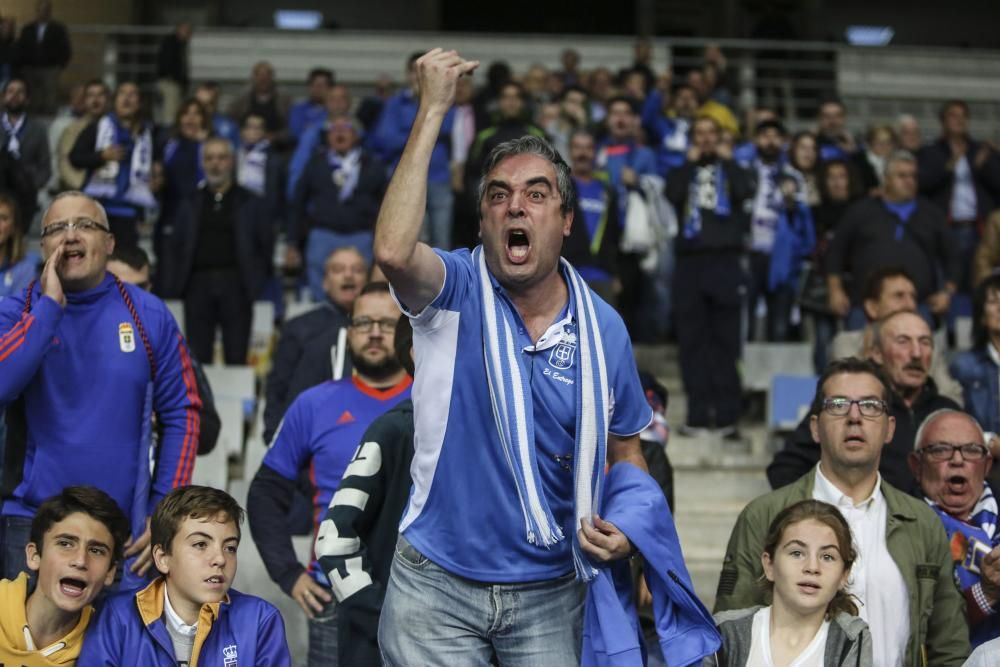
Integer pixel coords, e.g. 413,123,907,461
682,161,731,240
926,482,999,590
1,113,24,158
83,113,155,209
238,140,270,196
476,247,609,581
328,147,361,202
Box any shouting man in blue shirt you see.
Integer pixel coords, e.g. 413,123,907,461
372,48,653,665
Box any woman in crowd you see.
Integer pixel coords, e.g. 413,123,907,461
788,131,821,207
950,272,1000,436
0,194,37,301
708,500,871,667
854,125,897,194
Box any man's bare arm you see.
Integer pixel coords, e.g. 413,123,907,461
608,433,648,472
373,49,478,313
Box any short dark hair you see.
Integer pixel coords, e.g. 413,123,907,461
754,118,787,137
307,67,335,85
972,272,1000,350
109,245,151,272
84,78,108,93
477,135,575,218
817,158,863,201
240,111,267,128
3,75,28,95
809,357,893,416
605,95,639,116
350,281,392,318
31,486,130,564
862,266,915,304
818,96,845,113
151,486,244,559
394,315,414,376
939,99,969,121
559,84,588,102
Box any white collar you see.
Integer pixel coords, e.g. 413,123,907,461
988,342,1000,366
814,464,881,510
163,586,199,637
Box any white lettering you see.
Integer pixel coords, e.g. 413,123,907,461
543,367,575,385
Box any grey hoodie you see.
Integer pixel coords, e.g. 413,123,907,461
704,606,873,667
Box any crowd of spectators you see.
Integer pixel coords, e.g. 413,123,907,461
5,15,1000,664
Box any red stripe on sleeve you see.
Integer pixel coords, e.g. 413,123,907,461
172,334,202,487
0,314,34,356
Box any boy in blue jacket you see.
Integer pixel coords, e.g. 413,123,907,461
78,486,290,666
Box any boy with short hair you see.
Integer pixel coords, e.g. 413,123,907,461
78,486,290,666
0,485,129,665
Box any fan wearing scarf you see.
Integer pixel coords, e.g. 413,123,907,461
70,81,157,251
909,408,1000,648
372,49,659,665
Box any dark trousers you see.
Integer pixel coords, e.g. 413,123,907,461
183,268,252,365
673,252,744,428
108,214,140,251
747,251,795,342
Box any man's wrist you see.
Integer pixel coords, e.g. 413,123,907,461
974,581,999,614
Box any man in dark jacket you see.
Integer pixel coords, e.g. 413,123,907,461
0,76,49,228
917,99,1000,292
666,115,752,437
154,21,191,125
768,309,960,494
161,136,273,365
14,0,70,114
288,113,385,302
826,151,960,329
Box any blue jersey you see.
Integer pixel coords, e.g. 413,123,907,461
263,375,412,580
0,274,201,524
397,249,652,582
574,176,614,284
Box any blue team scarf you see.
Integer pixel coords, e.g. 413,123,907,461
682,162,731,239
884,199,917,241
926,482,999,589
476,246,609,581
83,114,155,209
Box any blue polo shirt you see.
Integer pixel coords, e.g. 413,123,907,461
395,248,652,582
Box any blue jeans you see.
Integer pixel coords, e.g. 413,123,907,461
422,181,454,250
306,228,374,302
378,535,585,666
308,597,338,667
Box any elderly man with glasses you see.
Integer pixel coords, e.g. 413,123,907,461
0,190,202,590
716,357,970,666
910,409,1000,647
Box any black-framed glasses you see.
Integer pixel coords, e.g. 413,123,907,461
41,218,111,237
918,443,989,462
821,397,888,418
350,317,397,333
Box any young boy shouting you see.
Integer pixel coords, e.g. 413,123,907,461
78,486,290,665
0,485,129,665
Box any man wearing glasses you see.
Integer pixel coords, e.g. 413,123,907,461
246,281,411,666
716,357,970,666
910,409,1000,648
0,190,202,589
769,309,960,495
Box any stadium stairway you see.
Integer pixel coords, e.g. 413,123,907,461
634,343,773,611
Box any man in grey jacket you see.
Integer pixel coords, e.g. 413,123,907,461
716,357,969,666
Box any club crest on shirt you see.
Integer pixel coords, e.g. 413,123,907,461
118,322,136,353
223,644,238,667
548,331,577,370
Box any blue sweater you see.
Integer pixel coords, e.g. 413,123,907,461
78,577,290,666
0,275,201,531
372,89,453,183
582,463,720,666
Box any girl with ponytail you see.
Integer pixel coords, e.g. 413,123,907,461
707,500,873,666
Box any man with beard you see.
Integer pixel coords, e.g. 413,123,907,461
247,281,412,666
745,119,815,342
263,246,367,443
768,310,960,494
909,409,1000,647
0,76,50,229
158,137,273,365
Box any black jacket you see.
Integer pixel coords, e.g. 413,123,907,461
917,138,1000,221
160,185,274,299
316,400,415,667
156,34,188,87
288,149,386,246
666,157,753,255
825,196,959,303
263,305,353,443
766,378,960,496
15,20,70,68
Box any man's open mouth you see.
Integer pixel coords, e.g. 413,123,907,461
506,229,530,263
947,475,969,494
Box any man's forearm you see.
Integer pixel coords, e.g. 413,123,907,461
608,434,648,472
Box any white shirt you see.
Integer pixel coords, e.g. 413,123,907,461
163,587,198,663
813,465,909,667
746,606,829,667
950,154,978,221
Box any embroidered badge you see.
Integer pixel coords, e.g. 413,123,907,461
548,331,577,370
223,644,238,667
118,322,136,353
